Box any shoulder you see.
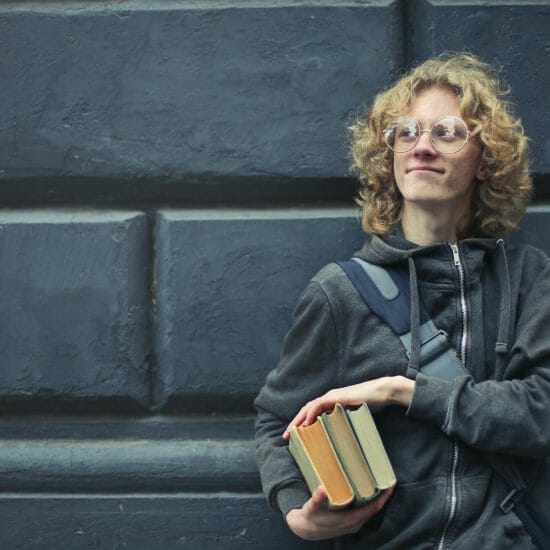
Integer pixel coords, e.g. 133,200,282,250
505,240,549,261
309,262,360,300
504,240,550,275
311,262,348,285
499,242,550,303
291,261,367,326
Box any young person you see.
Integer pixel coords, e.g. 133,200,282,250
254,53,550,548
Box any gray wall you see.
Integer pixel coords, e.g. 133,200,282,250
1,1,549,548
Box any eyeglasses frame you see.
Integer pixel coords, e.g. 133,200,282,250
383,115,471,155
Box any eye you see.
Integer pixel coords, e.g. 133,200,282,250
453,126,468,140
384,117,420,152
434,117,469,141
397,127,414,138
396,121,418,140
433,123,455,140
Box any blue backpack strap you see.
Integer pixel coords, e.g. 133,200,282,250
338,257,467,381
338,258,428,335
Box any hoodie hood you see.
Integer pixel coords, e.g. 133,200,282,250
355,230,502,266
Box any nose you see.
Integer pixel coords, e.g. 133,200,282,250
412,129,438,156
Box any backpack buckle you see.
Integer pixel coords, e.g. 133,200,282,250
500,489,518,514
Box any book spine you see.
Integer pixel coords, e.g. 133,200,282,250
288,425,354,510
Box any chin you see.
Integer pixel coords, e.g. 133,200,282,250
402,192,450,203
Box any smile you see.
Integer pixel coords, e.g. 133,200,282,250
406,166,444,174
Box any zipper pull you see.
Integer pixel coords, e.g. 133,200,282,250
450,243,460,266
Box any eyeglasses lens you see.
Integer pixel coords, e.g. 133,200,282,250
384,117,419,153
384,116,468,154
431,116,469,153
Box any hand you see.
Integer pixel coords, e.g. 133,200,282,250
286,484,395,541
283,376,415,439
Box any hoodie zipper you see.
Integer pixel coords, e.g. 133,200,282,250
437,243,467,550
451,243,468,361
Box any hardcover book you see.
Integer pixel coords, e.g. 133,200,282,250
288,403,396,510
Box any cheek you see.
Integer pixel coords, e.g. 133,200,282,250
392,155,403,180
454,159,481,186
458,148,484,182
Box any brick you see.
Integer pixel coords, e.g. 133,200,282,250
408,1,550,175
0,211,150,411
0,438,258,492
0,2,402,181
509,206,550,256
0,493,330,550
154,209,365,411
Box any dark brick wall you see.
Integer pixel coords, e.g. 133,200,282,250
0,1,548,548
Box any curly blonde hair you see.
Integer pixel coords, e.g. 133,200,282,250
349,52,532,237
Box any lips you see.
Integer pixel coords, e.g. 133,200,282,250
406,166,444,174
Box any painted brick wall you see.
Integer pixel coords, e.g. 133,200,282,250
0,1,548,548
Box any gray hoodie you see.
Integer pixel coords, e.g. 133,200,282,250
254,231,550,549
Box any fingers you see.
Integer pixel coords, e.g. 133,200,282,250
282,379,405,440
361,484,395,517
381,483,396,502
282,396,335,439
286,484,396,540
303,398,327,425
282,403,313,439
307,484,394,521
342,485,396,526
285,405,309,436
307,485,328,512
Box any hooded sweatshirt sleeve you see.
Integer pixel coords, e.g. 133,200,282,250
407,254,550,459
254,274,342,517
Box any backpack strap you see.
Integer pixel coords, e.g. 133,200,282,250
338,257,467,381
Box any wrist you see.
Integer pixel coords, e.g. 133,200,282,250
390,376,415,407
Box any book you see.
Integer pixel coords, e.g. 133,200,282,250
288,403,396,510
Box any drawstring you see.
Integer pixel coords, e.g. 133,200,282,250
401,239,510,377
495,239,512,355
406,256,421,379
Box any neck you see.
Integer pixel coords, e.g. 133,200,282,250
400,203,467,245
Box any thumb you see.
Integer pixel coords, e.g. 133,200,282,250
307,485,328,512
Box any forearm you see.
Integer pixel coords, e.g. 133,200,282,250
284,375,416,436
388,375,415,407
255,405,309,511
408,372,550,458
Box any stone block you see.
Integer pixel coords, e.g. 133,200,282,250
0,211,150,411
509,206,550,256
0,493,330,550
0,414,258,493
0,1,402,182
407,1,550,175
154,209,365,411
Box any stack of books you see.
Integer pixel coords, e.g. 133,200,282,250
289,403,396,510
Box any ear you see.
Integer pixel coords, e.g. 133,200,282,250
476,163,487,182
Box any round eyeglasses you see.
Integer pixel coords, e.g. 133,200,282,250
383,115,471,154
